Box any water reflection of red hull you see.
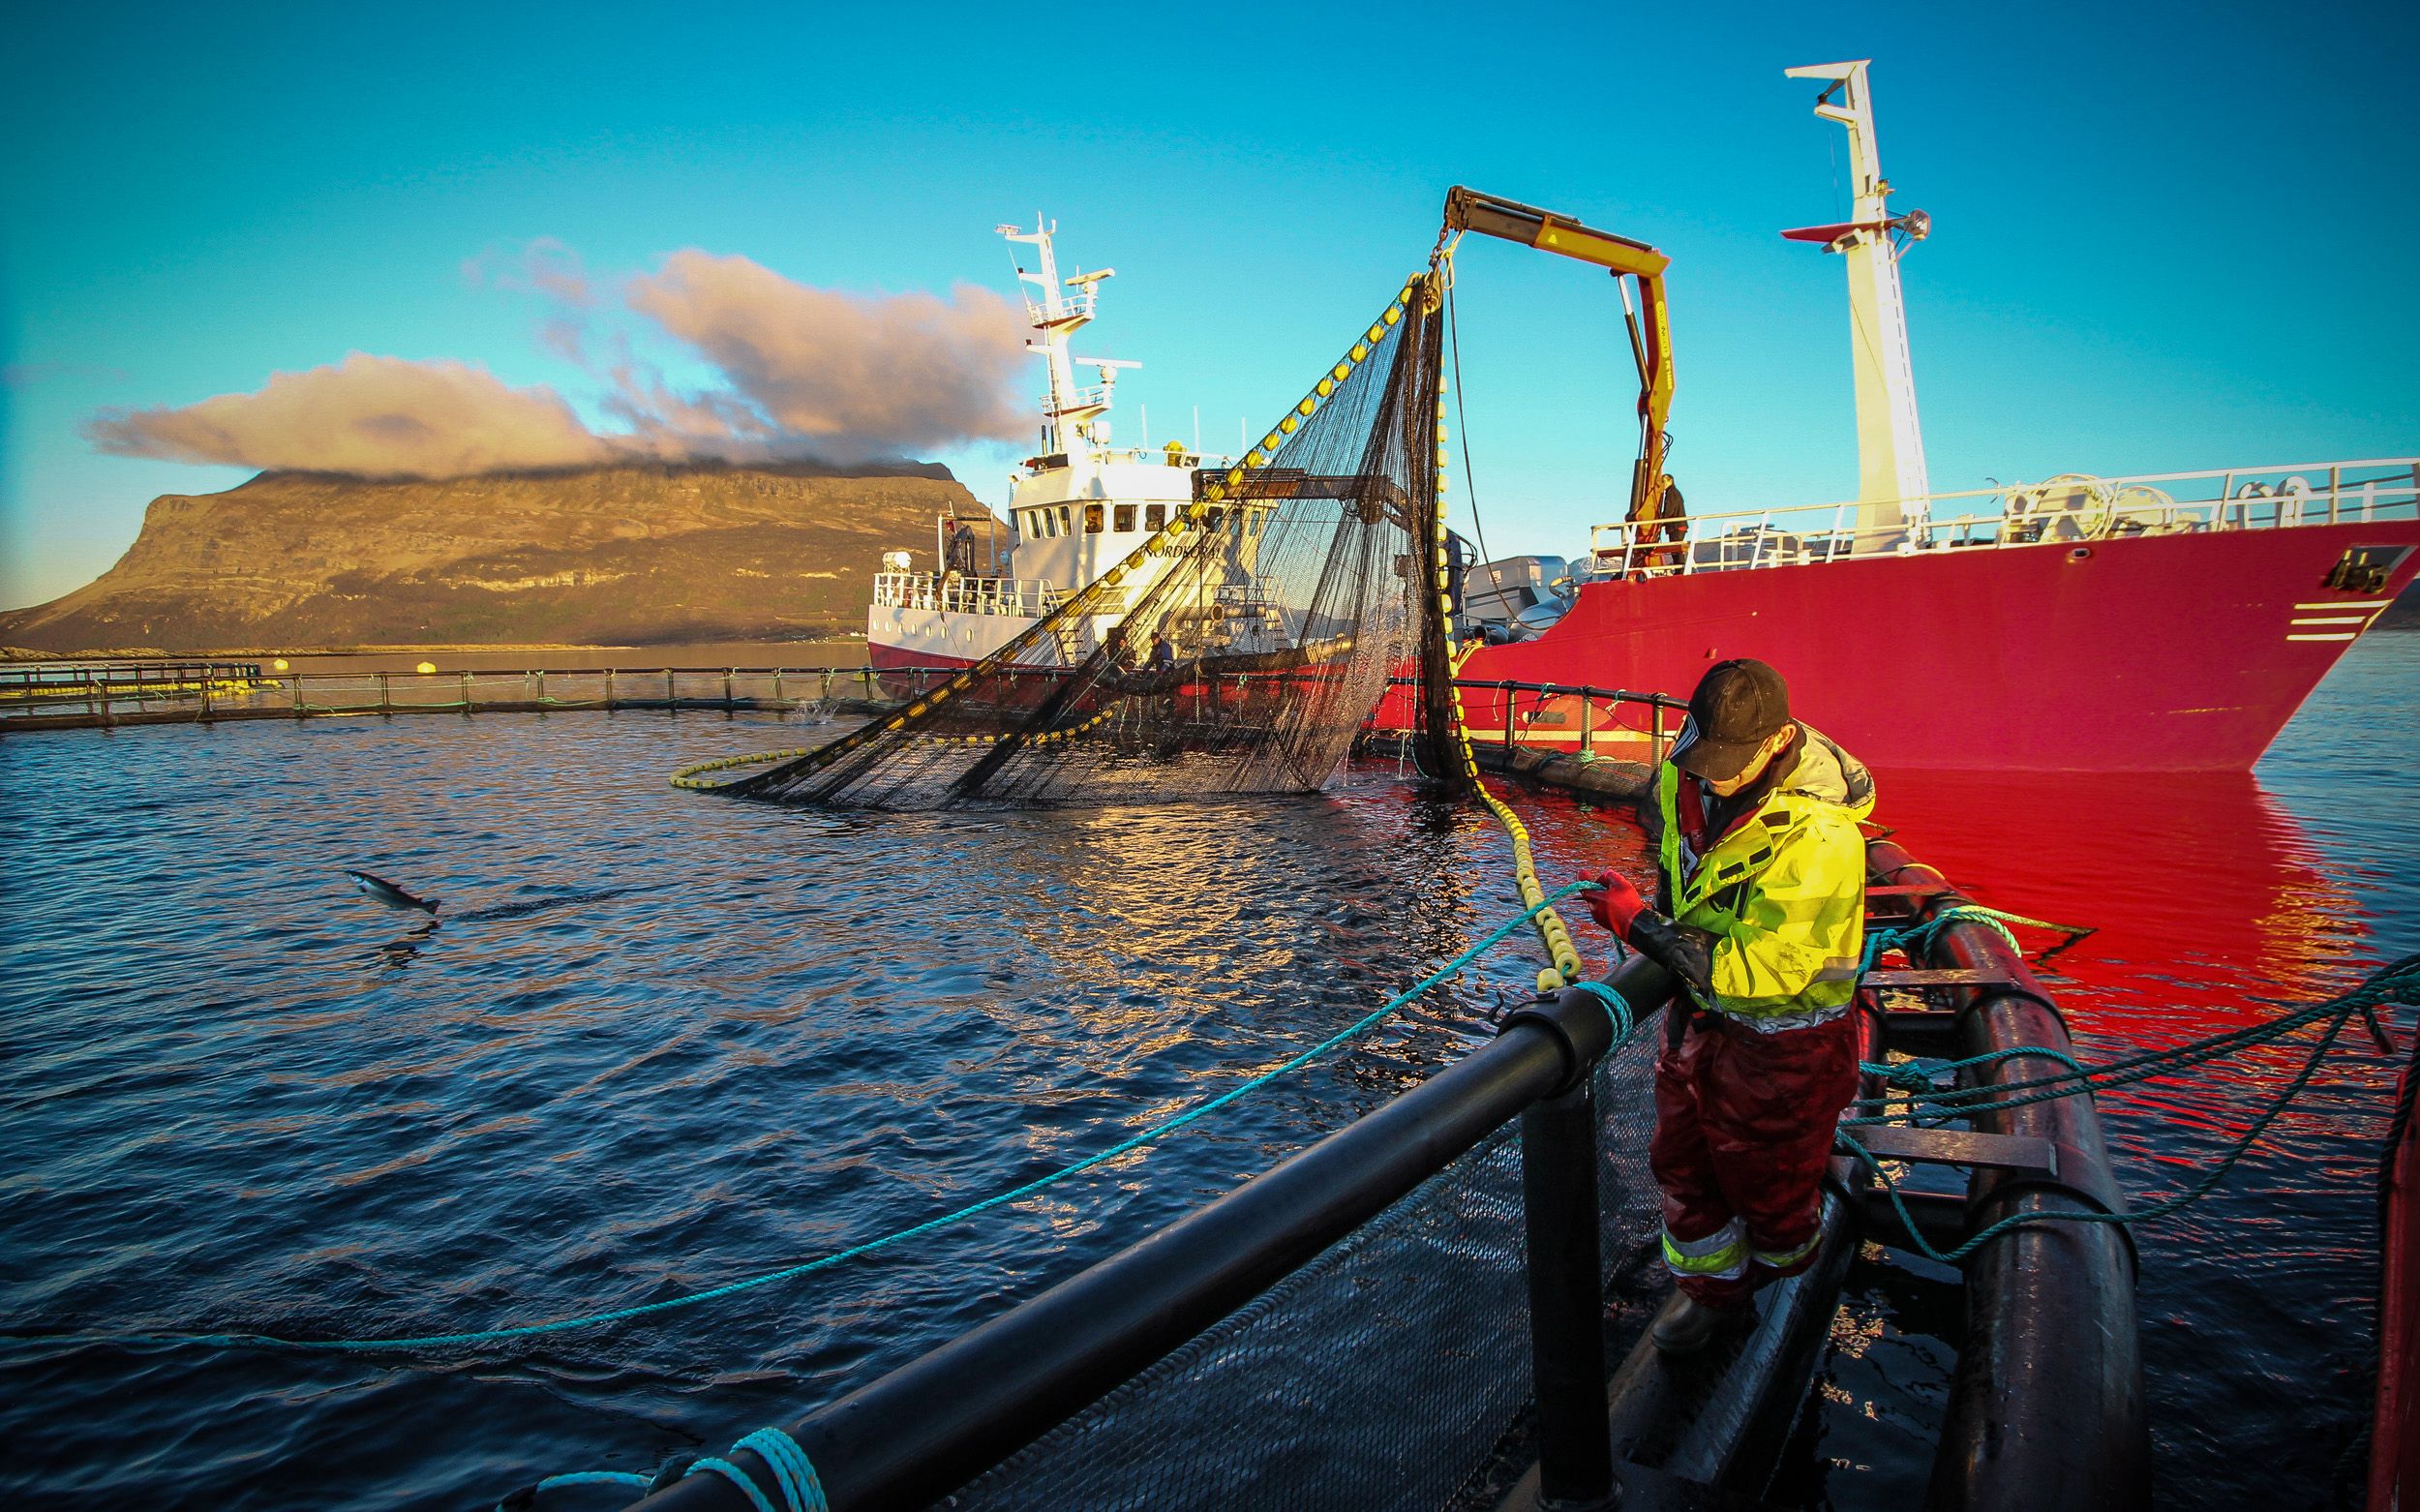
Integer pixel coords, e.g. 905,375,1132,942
1870,769,2365,1023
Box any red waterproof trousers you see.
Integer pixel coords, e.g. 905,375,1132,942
1649,1012,1861,1306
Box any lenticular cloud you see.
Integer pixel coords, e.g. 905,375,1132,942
85,355,621,478
83,246,1036,479
623,252,1031,462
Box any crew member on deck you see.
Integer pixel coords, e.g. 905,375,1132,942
1585,658,1875,1354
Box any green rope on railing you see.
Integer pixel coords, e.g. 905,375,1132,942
1847,952,2420,1263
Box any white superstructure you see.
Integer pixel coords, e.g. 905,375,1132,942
867,218,1238,670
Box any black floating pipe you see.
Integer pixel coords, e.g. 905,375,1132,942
1520,1061,1615,1506
630,959,1676,1512
1866,841,2149,1512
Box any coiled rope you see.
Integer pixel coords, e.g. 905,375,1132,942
1858,901,2095,974
508,1426,826,1512
9,882,1599,1359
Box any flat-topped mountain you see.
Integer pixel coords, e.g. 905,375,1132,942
0,462,985,650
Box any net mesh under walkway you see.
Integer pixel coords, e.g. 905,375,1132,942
722,277,1454,810
944,1037,1664,1512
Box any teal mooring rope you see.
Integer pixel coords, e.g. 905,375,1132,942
1847,951,2420,1265
7,882,1603,1359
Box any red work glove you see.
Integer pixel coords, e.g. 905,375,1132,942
1586,871,1647,940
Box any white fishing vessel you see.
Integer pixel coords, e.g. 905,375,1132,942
866,220,1283,677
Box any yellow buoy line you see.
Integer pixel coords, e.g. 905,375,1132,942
1424,254,1583,991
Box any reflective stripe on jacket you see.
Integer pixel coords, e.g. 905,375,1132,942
1655,725,1875,1031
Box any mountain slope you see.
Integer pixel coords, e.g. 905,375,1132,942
0,463,986,650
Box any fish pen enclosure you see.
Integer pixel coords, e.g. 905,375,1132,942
510,831,2156,1512
608,958,1687,1512
0,665,963,733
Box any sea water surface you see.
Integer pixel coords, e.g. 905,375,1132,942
3,634,2414,1510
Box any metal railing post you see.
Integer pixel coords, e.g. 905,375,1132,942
1649,700,1664,767
667,669,678,711
379,672,391,714
1578,686,1593,760
606,668,618,711
460,670,472,711
1502,681,1518,752
724,669,736,710
1522,1073,1614,1508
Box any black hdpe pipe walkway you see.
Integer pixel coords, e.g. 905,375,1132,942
628,956,1679,1512
1867,839,2150,1512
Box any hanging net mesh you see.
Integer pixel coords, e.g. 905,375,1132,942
721,275,1461,810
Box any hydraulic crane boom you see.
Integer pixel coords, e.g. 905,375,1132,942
1441,186,1679,542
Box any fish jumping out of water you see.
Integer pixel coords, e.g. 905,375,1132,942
344,869,439,915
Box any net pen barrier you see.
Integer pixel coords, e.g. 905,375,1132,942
618,955,1678,1512
0,667,973,725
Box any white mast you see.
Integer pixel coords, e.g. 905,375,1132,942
1784,60,1932,545
997,218,1135,456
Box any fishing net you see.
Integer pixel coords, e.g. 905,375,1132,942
945,1037,1668,1512
722,275,1462,810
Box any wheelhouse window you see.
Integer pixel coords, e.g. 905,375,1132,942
1084,503,1104,532
1114,503,1136,532
1145,503,1165,530
1056,505,1073,536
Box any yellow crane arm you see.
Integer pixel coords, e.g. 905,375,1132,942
1441,186,1678,533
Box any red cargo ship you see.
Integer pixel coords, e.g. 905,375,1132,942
1432,484,2420,771
1414,61,2418,771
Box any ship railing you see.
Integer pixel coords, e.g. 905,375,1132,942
1388,675,1692,766
1028,284,1098,327
1582,456,2420,580
871,571,1058,618
1048,382,1112,414
0,659,264,708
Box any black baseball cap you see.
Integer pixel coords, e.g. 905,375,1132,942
1670,658,1793,781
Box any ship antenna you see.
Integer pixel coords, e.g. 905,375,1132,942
1782,59,1934,549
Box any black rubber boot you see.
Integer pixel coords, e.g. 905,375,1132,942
1649,1294,1739,1356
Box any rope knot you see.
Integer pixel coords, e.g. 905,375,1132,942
686,1427,828,1512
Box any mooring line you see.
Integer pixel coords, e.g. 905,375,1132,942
1848,952,2420,1262
3,882,1598,1359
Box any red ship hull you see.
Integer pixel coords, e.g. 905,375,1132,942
1426,521,2420,771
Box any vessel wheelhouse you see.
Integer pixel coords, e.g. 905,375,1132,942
867,219,1288,680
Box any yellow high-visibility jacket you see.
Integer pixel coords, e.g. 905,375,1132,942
1654,725,1876,1031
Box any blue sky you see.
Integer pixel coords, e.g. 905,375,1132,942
4,0,2414,608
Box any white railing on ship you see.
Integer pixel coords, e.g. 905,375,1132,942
1584,457,2420,579
872,572,1065,618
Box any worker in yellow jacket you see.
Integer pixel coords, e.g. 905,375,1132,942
1587,657,1875,1353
